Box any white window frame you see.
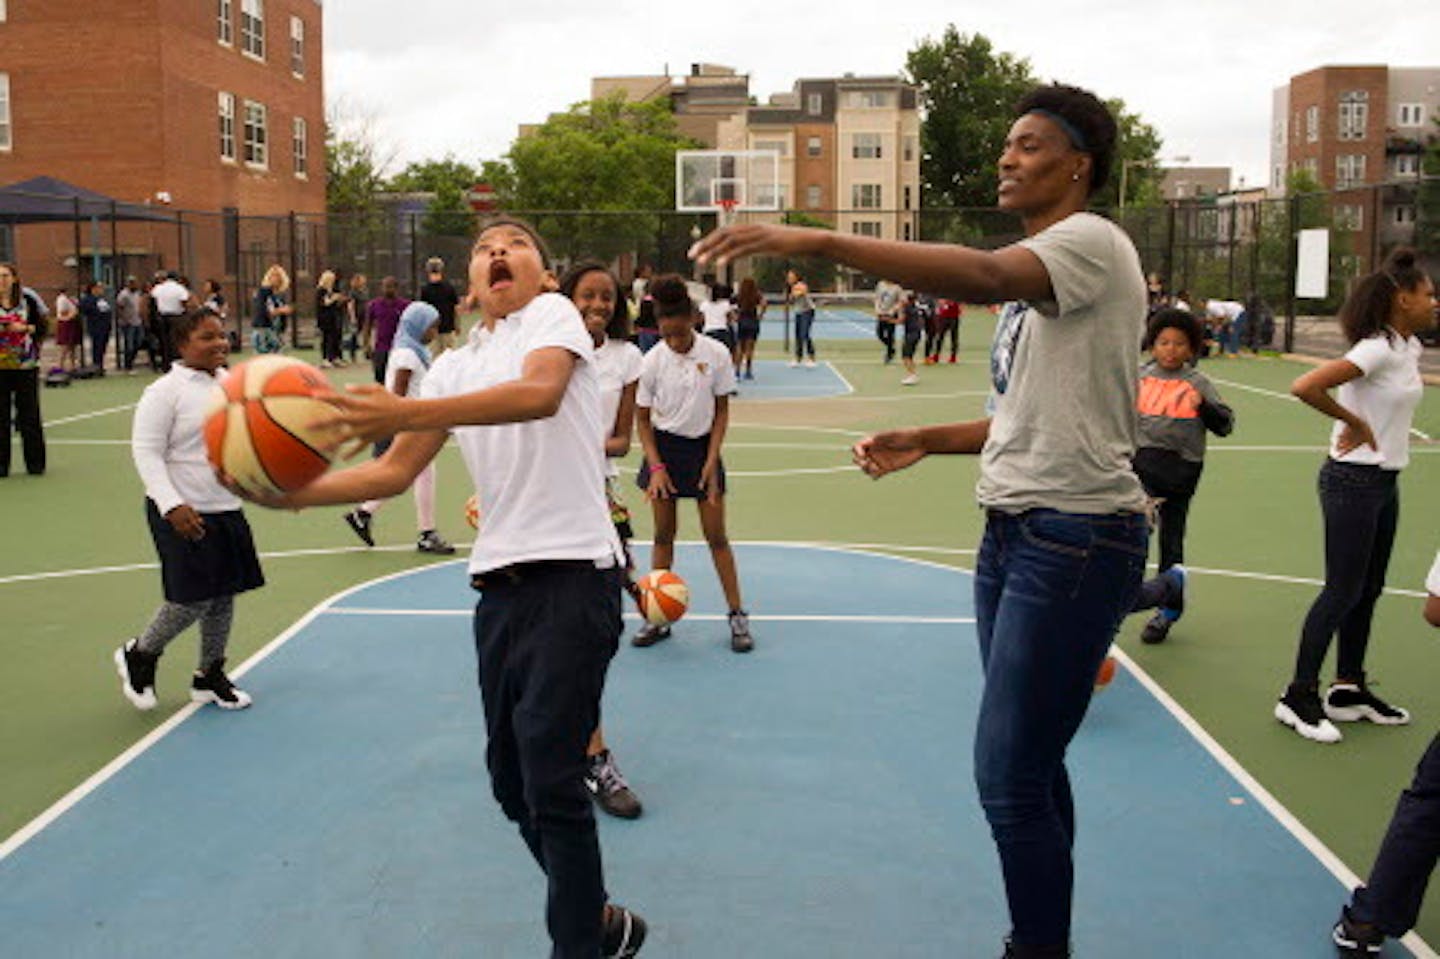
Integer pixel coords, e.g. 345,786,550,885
852,133,882,159
806,136,821,158
1338,91,1368,141
241,0,265,61
1395,154,1420,177
846,91,892,109
289,16,304,77
851,221,882,238
1393,205,1416,225
216,0,233,46
1305,105,1319,143
1333,203,1363,232
292,116,307,177
0,0,8,22
852,183,882,209
1397,103,1425,127
807,92,822,116
805,185,821,209
218,91,236,161
243,99,268,168
0,73,10,152
1335,154,1366,189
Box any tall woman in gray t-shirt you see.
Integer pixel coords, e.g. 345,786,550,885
692,84,1148,959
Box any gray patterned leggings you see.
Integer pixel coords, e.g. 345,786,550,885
136,596,235,670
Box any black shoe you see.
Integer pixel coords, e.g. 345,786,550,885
114,639,159,711
601,903,647,958
1001,937,1070,958
416,530,456,555
344,509,374,547
1274,685,1341,743
1332,907,1384,956
728,609,753,653
1140,610,1173,645
585,750,643,819
190,659,252,710
631,623,671,648
1325,680,1410,725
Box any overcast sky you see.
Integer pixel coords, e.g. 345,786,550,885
324,0,1436,192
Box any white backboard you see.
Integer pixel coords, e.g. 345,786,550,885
675,150,782,213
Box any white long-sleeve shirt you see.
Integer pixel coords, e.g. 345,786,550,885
132,363,241,515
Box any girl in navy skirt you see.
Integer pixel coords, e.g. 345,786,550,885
116,310,263,711
633,274,753,652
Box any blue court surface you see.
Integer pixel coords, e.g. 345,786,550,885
0,545,1417,957
733,359,852,400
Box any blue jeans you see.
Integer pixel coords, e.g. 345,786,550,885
793,309,815,360
119,325,144,370
973,509,1147,947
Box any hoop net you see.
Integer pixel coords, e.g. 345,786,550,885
715,197,740,228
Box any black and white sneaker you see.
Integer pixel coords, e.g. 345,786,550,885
114,639,159,711
1332,907,1384,956
728,609,753,653
585,750,643,820
631,623,671,648
190,659,252,710
344,509,375,547
416,530,456,555
1139,610,1173,645
601,903,647,958
1274,685,1342,743
1325,681,1410,726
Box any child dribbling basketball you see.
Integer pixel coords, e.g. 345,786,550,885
232,218,646,958
116,309,263,711
633,274,753,653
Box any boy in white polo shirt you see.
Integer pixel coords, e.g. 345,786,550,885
242,218,646,958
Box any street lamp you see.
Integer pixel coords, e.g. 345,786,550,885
1119,155,1191,211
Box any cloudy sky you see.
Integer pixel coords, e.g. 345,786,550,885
324,0,1435,191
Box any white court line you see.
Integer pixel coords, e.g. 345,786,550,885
727,465,854,477
730,422,867,437
323,608,975,625
42,403,137,428
824,360,856,396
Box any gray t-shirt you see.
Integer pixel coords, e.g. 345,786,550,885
977,212,1149,514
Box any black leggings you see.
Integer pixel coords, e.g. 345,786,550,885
0,368,45,476
875,318,895,357
1293,460,1399,685
1133,447,1202,573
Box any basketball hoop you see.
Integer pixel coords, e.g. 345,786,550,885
714,197,740,229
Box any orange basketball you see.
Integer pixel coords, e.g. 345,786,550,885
1094,653,1119,691
464,494,480,530
203,356,342,498
637,569,690,626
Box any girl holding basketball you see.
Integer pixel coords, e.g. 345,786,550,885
342,301,456,555
116,309,263,712
560,259,646,821
786,269,817,368
632,274,752,653
693,84,1149,959
233,218,646,958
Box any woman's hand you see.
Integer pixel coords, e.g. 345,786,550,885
165,504,206,540
698,458,721,504
1336,419,1379,456
645,464,677,501
689,224,826,268
852,429,928,479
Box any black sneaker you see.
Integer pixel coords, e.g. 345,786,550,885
114,639,159,711
585,750,643,820
416,530,456,555
190,659,252,710
1325,681,1410,726
1001,937,1070,958
344,509,374,547
728,609,753,653
601,903,647,958
1274,685,1341,743
1332,908,1384,956
631,623,671,648
1139,610,1173,645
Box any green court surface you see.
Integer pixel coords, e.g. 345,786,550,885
4,308,1439,950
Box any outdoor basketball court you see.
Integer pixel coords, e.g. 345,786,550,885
0,542,1419,957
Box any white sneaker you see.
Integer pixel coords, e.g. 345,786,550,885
803,358,817,368
901,373,919,386
787,359,799,368
1274,688,1342,743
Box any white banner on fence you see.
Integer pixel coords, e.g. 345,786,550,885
1295,229,1330,299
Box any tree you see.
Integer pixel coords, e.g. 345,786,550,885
483,93,702,261
1415,119,1440,257
1093,98,1164,211
387,156,478,195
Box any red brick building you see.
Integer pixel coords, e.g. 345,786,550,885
0,0,325,297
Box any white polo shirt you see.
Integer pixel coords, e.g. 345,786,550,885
151,279,190,316
594,337,643,478
421,292,620,574
637,333,736,438
132,363,241,515
1330,331,1423,470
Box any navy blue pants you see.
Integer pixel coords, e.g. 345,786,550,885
1349,734,1440,937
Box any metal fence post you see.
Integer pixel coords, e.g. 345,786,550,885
1283,194,1299,354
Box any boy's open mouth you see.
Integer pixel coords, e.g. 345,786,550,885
488,259,513,289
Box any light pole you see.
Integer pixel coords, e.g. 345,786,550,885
1120,155,1191,211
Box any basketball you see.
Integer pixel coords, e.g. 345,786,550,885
637,569,689,626
203,356,342,498
1094,653,1118,691
464,494,480,530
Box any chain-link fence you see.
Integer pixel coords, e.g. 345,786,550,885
2,179,1434,356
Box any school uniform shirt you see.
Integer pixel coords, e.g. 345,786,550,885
132,363,241,516
981,212,1150,515
637,333,736,439
384,345,429,398
1136,360,1234,463
421,292,620,575
150,280,189,316
1329,331,1423,470
594,337,643,478
699,299,733,333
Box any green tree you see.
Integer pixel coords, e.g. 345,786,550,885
387,156,479,195
423,179,474,237
1094,98,1164,211
905,28,1037,209
1415,119,1440,256
751,212,838,291
483,93,701,261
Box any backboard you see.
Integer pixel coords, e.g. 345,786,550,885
675,150,782,215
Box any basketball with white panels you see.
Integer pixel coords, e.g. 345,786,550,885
203,356,342,498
